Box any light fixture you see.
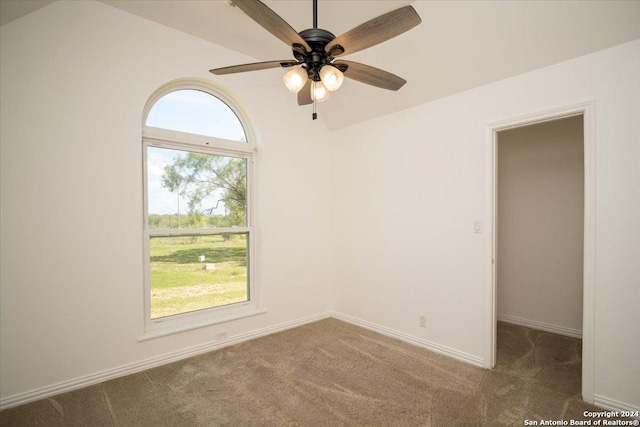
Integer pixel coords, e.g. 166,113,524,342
319,65,344,91
310,81,330,102
283,67,308,93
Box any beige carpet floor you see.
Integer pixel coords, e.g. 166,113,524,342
0,319,629,426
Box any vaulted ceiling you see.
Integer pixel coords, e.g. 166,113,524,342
3,1,640,129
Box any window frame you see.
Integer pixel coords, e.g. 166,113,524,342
140,80,263,340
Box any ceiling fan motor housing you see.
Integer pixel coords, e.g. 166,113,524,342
295,28,344,81
299,28,334,45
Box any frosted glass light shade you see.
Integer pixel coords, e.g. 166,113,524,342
311,81,330,102
319,65,344,91
283,67,308,93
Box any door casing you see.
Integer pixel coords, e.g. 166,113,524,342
483,101,596,403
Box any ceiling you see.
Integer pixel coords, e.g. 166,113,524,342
0,0,55,26
3,1,640,129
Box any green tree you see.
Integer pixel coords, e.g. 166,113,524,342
162,152,246,227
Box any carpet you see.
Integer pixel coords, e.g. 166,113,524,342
0,319,628,426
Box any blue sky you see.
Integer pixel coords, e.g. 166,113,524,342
146,89,245,141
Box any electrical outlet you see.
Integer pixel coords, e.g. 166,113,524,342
215,331,228,341
419,315,426,328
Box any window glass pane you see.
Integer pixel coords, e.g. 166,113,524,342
146,90,246,142
150,233,249,319
147,146,247,229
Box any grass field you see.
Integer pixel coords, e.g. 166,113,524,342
149,234,248,319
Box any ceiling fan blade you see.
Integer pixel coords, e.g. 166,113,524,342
232,0,311,52
325,6,421,57
334,60,406,91
210,60,298,75
298,79,313,105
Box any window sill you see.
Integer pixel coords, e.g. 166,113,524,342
138,307,267,342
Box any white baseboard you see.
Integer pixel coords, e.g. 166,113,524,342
331,312,484,368
497,313,582,339
0,311,332,410
594,395,640,417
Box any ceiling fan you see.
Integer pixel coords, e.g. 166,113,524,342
209,0,421,119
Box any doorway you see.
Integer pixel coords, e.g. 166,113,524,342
497,115,584,337
483,102,596,403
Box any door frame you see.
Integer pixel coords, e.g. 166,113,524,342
483,101,596,403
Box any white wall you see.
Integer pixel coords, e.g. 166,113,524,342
0,0,334,402
497,116,584,335
330,40,640,408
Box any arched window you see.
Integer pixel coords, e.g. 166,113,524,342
146,89,246,141
141,79,261,339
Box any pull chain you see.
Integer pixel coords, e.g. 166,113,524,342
313,98,317,120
